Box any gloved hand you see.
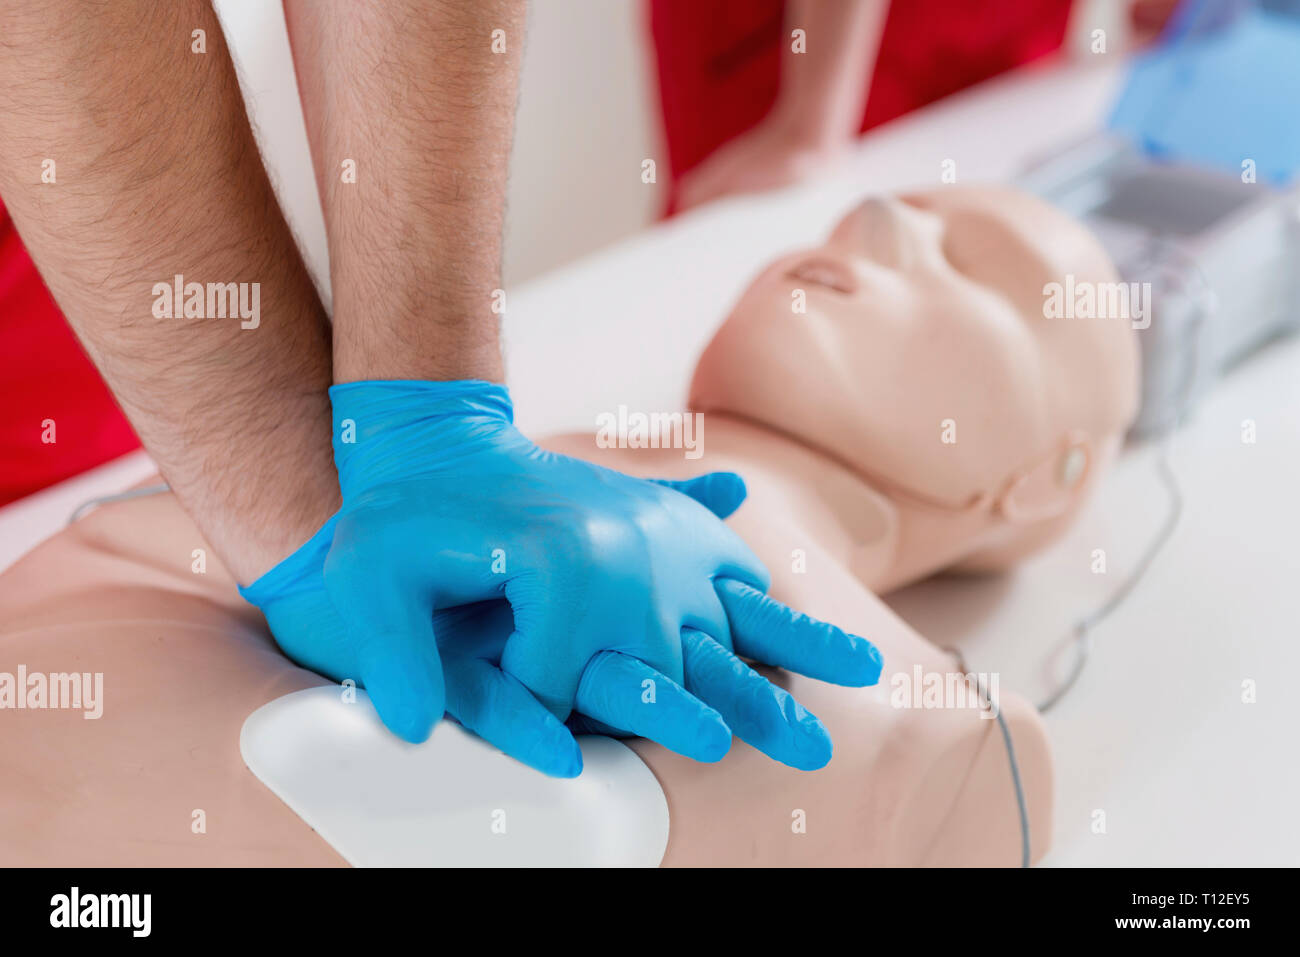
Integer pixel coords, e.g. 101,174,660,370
242,535,883,776
424,590,885,775
242,378,884,774
241,528,586,775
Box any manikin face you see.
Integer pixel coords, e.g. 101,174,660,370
690,186,1139,510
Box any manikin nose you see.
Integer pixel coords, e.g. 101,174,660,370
832,196,934,270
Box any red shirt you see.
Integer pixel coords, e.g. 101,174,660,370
0,200,140,506
648,0,1073,212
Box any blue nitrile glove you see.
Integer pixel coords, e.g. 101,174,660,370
242,378,884,773
242,535,884,775
424,592,885,774
242,534,584,776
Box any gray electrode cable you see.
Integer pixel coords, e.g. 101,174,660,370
981,242,1214,866
995,705,1031,868
68,482,172,525
969,439,1186,867
1035,442,1184,713
940,645,1031,868
1035,242,1210,714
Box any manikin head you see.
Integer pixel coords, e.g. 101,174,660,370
690,185,1139,578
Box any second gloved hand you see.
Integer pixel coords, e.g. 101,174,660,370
324,378,768,738
321,379,880,757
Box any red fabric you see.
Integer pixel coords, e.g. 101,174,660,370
648,0,1073,212
0,199,140,506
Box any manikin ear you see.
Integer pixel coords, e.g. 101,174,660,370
994,432,1092,525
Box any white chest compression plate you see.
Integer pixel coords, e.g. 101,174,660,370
241,686,670,867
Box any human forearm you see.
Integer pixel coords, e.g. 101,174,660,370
283,0,526,384
775,0,888,146
0,0,338,583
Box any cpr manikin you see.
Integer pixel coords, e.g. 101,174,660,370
0,186,1137,866
684,186,1139,589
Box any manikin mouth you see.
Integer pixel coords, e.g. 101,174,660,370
786,257,857,294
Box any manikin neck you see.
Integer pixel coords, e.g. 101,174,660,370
695,412,1007,593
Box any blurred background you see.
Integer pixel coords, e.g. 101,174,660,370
213,0,1148,288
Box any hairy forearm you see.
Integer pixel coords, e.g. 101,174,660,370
283,0,526,384
0,0,339,583
777,0,888,146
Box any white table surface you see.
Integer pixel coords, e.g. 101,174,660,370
4,55,1295,866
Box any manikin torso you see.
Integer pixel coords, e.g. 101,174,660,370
0,477,1049,866
0,186,1136,866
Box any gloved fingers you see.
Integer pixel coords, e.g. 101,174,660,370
323,544,446,744
501,581,684,719
394,513,513,606
444,655,583,778
715,578,883,687
681,586,733,653
646,472,768,589
681,628,832,771
354,624,446,745
575,651,732,763
435,599,515,662
709,525,772,592
497,610,583,721
564,712,624,737
648,471,748,520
